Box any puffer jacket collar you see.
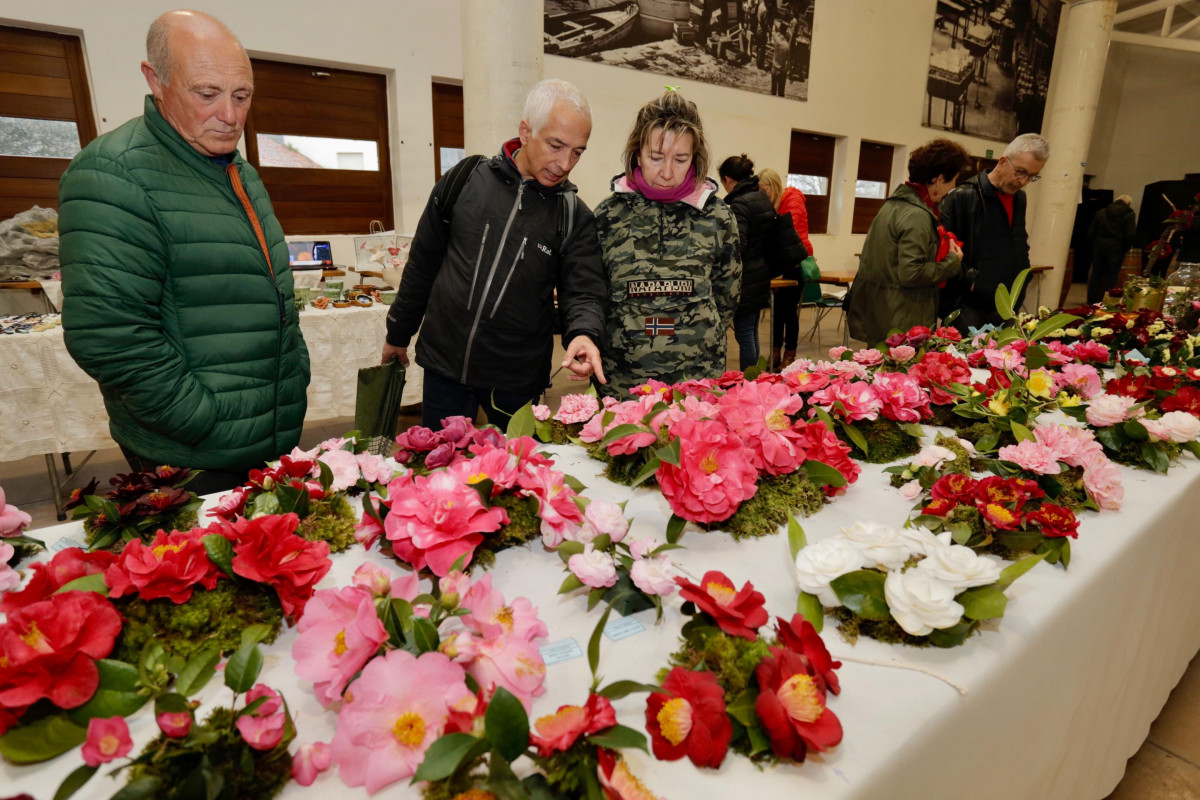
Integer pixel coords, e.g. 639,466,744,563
142,94,245,184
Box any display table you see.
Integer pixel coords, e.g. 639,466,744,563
4,440,1198,800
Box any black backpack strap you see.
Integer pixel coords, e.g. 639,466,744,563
434,154,485,226
556,189,577,248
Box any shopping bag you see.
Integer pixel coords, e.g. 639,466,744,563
355,359,407,455
799,255,823,303
354,220,412,273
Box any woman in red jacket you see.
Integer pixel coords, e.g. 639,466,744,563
759,168,813,370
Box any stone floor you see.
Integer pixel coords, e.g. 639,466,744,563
3,282,1198,798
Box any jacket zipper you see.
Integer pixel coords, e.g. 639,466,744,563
461,182,525,384
490,236,527,318
466,223,490,312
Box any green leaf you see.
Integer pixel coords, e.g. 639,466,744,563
746,723,772,756
597,680,661,700
1185,440,1200,459
0,714,87,764
796,591,824,632
630,455,662,489
996,552,1047,589
587,724,648,753
317,459,335,493
656,437,682,467
830,570,891,620
556,540,586,561
1142,442,1170,473
202,534,236,580
412,733,489,783
803,460,848,488
599,423,648,448
787,516,807,560
67,659,147,724
240,624,272,649
1123,420,1149,441
224,642,264,694
558,573,585,595
666,513,686,544
927,620,977,648
993,530,1047,552
249,491,282,519
1095,425,1123,452
725,688,760,727
839,418,869,455
109,777,165,800
813,407,836,431
176,647,221,697
1037,536,1071,568
898,422,927,438
588,603,615,679
534,417,553,443
586,586,607,612
1024,345,1051,370
54,573,109,595
54,763,99,800
995,282,1014,321
1010,421,1034,443
506,403,536,440
562,473,587,493
956,585,1008,620
946,522,974,546
1009,268,1030,312
1030,312,1081,342
412,616,440,653
485,687,530,762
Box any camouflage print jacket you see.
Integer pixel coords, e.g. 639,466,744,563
594,175,742,398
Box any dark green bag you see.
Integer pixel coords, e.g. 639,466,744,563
799,255,823,303
355,359,407,455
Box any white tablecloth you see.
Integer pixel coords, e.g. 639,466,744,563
4,442,1199,800
0,304,421,462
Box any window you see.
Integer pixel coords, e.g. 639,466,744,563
787,131,835,234
244,59,392,234
851,141,895,234
0,25,97,220
431,81,463,180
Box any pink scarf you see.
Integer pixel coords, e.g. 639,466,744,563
631,165,697,203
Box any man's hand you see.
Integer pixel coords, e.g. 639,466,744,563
561,335,605,384
382,343,408,366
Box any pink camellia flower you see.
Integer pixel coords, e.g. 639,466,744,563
331,650,472,793
450,630,547,711
578,395,660,455
0,542,19,593
998,440,1063,475
0,487,32,538
1140,418,1172,443
236,684,287,751
355,452,394,485
783,369,832,393
383,470,508,576
424,442,458,469
1072,341,1111,363
517,464,584,548
898,480,923,501
630,555,677,596
1056,363,1103,399
717,380,809,476
439,416,477,448
459,574,548,642
888,345,917,363
529,693,618,757
554,393,601,425
628,538,657,560
208,486,249,519
317,448,360,492
292,741,333,787
1033,423,1103,468
568,544,619,589
823,359,870,380
531,404,552,421
852,348,883,366
449,445,520,495
982,346,1025,372
828,346,850,360
292,585,388,707
355,498,386,550
808,379,882,422
656,418,759,524
157,709,193,738
1080,451,1124,510
871,372,931,423
81,716,132,766
583,498,629,543
394,425,442,453
319,436,350,452
1085,394,1137,427
1156,411,1200,443
351,562,393,596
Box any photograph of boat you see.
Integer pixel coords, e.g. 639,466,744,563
544,0,640,56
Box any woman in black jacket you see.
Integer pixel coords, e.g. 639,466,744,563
719,154,777,371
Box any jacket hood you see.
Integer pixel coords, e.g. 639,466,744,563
495,137,578,195
609,173,719,209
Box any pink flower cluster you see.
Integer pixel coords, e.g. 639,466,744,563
0,486,32,538
393,416,507,469
554,393,602,425
806,373,930,425
1008,423,1124,510
656,418,760,523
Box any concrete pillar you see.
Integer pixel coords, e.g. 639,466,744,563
1028,0,1115,309
461,0,543,156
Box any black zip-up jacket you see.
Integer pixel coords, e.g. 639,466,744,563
724,175,777,312
939,172,1030,312
386,140,607,395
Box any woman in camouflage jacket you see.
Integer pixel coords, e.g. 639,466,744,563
594,90,742,399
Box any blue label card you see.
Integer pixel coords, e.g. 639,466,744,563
538,638,584,665
51,537,87,552
603,615,645,641
1125,349,1147,363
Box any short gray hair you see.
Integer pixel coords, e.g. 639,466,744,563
523,79,590,134
1004,133,1050,162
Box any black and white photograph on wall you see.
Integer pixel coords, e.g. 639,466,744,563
544,0,816,101
924,0,1061,141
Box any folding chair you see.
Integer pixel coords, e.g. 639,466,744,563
801,283,849,348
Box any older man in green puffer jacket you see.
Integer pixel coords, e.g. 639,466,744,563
59,10,309,493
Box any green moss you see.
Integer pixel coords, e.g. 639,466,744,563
127,706,292,799
1104,439,1182,471
933,433,974,474
839,418,922,464
667,628,772,703
929,404,971,430
947,504,984,536
588,444,657,488
297,495,357,553
699,473,826,540
829,606,967,648
547,420,584,445
472,493,543,570
112,582,282,662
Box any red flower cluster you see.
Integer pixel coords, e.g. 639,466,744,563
908,351,972,405
0,548,115,613
529,693,617,758
105,529,222,604
794,420,861,495
675,571,768,641
1163,386,1200,416
755,646,842,761
923,474,1078,540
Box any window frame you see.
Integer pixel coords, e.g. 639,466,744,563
851,140,895,235
431,81,463,181
787,130,836,234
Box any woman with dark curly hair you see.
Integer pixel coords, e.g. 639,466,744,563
847,138,971,345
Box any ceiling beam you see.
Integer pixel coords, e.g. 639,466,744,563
1162,4,1175,33
1168,9,1200,35
1115,0,1186,24
1112,27,1200,50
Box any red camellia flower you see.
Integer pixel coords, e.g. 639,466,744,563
1163,386,1200,416
980,502,1023,531
645,667,731,768
930,473,977,504
1105,374,1155,401
529,693,617,758
104,529,222,604
0,548,115,613
774,615,841,695
905,325,932,345
1025,503,1080,538
0,591,122,714
675,571,768,641
908,351,972,405
973,476,1025,511
922,498,957,517
655,418,759,524
754,647,842,761
933,326,962,342
793,421,861,495
218,513,331,623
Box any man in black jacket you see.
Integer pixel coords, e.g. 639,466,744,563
1086,194,1137,304
382,79,607,430
939,133,1050,332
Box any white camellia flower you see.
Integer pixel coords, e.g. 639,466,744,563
794,538,867,607
911,445,957,469
916,532,1004,591
884,569,965,636
840,521,913,571
630,555,677,596
1157,411,1200,443
898,479,923,501
895,525,940,558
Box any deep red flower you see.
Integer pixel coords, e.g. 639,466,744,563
0,548,115,613
135,486,190,513
980,502,1023,531
933,326,962,342
974,476,1026,510
774,614,841,695
1106,374,1155,401
221,513,331,623
675,571,768,641
278,456,317,479
908,351,972,405
529,693,617,757
105,529,222,604
1163,387,1200,416
906,325,932,345
645,668,731,768
63,478,100,511
1025,503,1080,538
931,473,977,504
754,647,842,761
793,421,860,494
922,498,957,517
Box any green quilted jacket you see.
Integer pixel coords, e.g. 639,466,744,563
59,95,310,471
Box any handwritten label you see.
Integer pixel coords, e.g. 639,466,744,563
603,616,645,641
538,638,584,665
51,537,87,552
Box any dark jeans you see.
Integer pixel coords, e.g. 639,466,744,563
1088,250,1125,305
772,285,802,350
421,368,539,432
771,70,787,96
734,309,762,371
119,445,247,496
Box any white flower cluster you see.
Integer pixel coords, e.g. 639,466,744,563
794,521,1005,636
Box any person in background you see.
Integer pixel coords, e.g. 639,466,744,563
382,79,607,431
59,10,310,495
847,138,971,346
939,132,1050,332
719,154,776,371
759,167,813,369
770,18,791,97
594,89,741,398
1086,194,1137,304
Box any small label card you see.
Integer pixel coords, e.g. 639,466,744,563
538,638,584,666
603,615,646,641
51,537,87,552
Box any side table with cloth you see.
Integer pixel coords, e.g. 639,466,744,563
3,443,1199,800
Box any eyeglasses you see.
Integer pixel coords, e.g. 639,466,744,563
1012,166,1041,183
